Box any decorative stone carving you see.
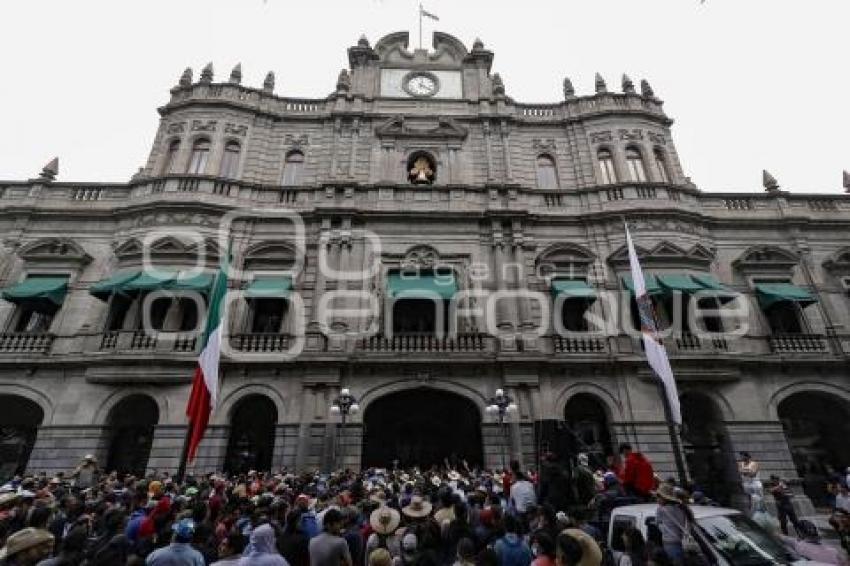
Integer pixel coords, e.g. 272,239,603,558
563,77,575,98
622,74,635,94
607,240,714,267
374,116,468,140
191,120,217,132
336,68,351,92
408,155,435,185
532,138,557,152
402,245,439,269
199,62,213,84
492,73,505,96
358,34,370,47
284,134,309,148
179,67,192,87
166,122,186,134
224,123,248,137
763,169,780,193
647,132,666,145
618,129,643,141
640,79,655,98
263,71,275,94
595,73,607,94
229,63,242,84
843,170,850,193
18,237,92,266
733,245,799,272
589,131,613,144
472,38,484,51
39,157,59,182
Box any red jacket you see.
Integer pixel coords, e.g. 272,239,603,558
620,452,655,496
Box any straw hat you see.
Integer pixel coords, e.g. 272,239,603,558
447,470,461,482
370,506,401,535
0,527,54,559
653,483,680,503
562,528,602,566
402,495,433,519
369,490,388,504
430,475,441,487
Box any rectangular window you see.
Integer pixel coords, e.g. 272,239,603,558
599,158,616,184
14,307,54,332
250,299,287,333
764,303,803,334
560,299,592,332
105,294,133,331
392,298,447,334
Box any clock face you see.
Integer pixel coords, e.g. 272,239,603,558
404,72,439,97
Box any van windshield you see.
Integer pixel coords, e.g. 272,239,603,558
696,513,798,565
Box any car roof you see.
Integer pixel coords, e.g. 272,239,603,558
612,504,742,519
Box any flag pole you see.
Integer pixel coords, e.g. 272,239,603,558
176,419,193,482
658,379,689,487
418,3,423,50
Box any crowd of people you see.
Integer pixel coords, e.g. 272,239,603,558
0,446,846,565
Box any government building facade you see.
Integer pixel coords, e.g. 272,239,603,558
1,31,848,509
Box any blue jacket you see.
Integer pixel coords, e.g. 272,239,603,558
494,533,533,566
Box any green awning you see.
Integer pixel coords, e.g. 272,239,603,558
387,272,457,300
89,270,142,300
551,279,597,300
755,283,816,309
692,274,737,299
657,274,705,294
122,270,178,291
245,277,292,298
169,272,214,292
2,276,69,306
622,274,663,296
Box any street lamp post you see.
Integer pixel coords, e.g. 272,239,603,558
486,388,518,471
330,388,359,470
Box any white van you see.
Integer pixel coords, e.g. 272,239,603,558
607,504,833,565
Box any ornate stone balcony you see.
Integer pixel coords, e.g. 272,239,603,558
356,333,494,354
768,333,829,354
230,333,295,353
550,335,608,354
93,330,197,354
0,332,55,354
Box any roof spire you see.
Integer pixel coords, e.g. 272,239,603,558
563,77,575,98
39,157,59,182
763,169,780,193
843,170,850,193
179,67,192,87
622,74,635,94
229,63,242,84
200,62,213,84
492,73,505,97
640,79,655,98
336,68,351,93
595,73,607,94
263,71,275,94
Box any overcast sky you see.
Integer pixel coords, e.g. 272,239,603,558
1,0,847,193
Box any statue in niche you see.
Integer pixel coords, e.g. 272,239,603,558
408,156,435,185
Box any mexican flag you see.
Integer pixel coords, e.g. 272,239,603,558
185,250,229,462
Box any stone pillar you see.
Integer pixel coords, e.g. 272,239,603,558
348,119,360,178
28,425,107,476
272,424,299,471
500,120,513,181
295,387,316,471
483,121,494,181
147,424,188,475
329,118,342,179
611,145,629,184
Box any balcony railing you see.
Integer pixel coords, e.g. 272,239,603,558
0,332,54,354
357,333,491,353
768,333,828,353
230,333,294,352
95,330,196,353
674,332,729,352
551,335,607,354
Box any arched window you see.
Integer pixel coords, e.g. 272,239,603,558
535,155,559,189
220,141,241,178
161,139,180,175
597,148,617,184
281,151,304,185
187,138,211,174
625,147,647,182
654,148,670,183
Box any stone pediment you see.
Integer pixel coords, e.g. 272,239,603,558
373,31,468,66
822,247,850,274
375,116,468,140
732,245,798,272
115,236,220,262
17,238,92,267
607,241,715,268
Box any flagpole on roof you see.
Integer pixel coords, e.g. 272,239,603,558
419,3,423,50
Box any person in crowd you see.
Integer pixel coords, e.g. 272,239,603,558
494,514,533,566
783,519,849,566
530,531,557,566
538,453,571,513
554,531,584,566
836,482,850,514
0,527,54,565
618,445,655,501
653,485,692,566
453,537,476,566
367,548,392,566
308,508,351,566
239,523,289,566
279,510,310,566
36,524,87,566
767,474,801,536
508,461,536,523
211,532,246,566
573,454,597,507
71,456,100,491
737,452,762,504
145,518,205,566
610,525,646,566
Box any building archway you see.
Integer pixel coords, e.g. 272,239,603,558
778,391,850,506
563,393,612,468
0,395,44,479
362,388,482,468
680,392,737,505
105,394,159,476
225,394,277,474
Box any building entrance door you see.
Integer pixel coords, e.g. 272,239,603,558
362,388,482,469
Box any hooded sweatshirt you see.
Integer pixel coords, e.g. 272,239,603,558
239,524,289,566
494,533,533,566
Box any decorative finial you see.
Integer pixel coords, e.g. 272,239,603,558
843,170,850,193
263,71,275,94
595,73,607,94
763,169,780,193
472,37,484,51
336,68,351,92
200,62,213,84
39,157,59,182
492,73,505,96
358,34,370,47
179,67,192,87
229,63,242,84
640,79,655,98
563,77,575,98
622,74,635,94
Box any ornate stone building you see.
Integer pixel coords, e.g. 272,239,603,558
1,31,848,508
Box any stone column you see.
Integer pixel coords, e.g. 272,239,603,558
295,386,316,471
329,118,342,179
28,425,107,476
187,425,229,475
500,120,513,181
348,119,360,178
147,424,189,475
483,121,494,181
